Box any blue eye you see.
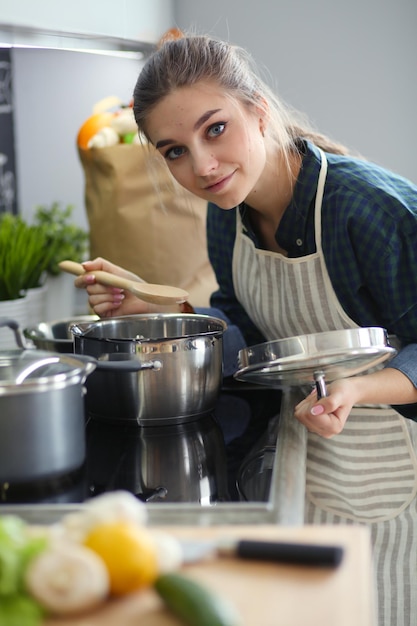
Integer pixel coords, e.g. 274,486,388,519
166,146,186,161
208,122,226,138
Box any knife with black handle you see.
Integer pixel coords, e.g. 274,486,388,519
180,538,344,568
223,539,344,567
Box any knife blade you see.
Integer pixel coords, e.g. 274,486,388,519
179,537,344,568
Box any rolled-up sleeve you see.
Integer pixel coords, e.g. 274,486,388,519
387,343,417,420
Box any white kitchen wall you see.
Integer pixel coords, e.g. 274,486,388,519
174,0,417,185
4,0,417,233
0,0,173,46
1,0,174,227
11,47,145,229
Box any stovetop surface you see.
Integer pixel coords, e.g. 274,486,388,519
0,383,282,507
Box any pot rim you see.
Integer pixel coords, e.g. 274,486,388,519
70,312,227,343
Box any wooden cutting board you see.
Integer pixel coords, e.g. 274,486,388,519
45,524,376,626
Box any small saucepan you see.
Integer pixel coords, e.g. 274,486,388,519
23,315,100,353
0,325,97,483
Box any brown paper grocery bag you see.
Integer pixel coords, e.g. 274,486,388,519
78,143,218,306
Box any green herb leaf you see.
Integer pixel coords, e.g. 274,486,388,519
0,203,89,300
0,516,47,596
0,593,45,626
34,203,89,276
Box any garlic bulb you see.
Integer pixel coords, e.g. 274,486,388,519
25,542,109,615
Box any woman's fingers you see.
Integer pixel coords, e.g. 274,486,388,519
82,257,142,282
88,288,124,307
74,274,95,289
297,410,344,438
294,386,351,438
90,301,122,317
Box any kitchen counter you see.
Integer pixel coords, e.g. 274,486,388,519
44,524,376,626
0,388,307,526
4,390,378,623
0,388,306,524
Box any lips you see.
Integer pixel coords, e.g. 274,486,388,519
204,171,235,193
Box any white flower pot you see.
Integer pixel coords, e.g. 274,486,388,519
26,284,48,325
45,273,78,321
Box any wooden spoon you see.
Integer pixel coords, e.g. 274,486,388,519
59,260,189,305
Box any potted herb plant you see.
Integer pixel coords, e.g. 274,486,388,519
0,204,89,348
0,212,60,348
33,202,89,277
33,203,89,320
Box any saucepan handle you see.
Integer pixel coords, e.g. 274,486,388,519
0,317,30,349
95,359,162,373
73,353,162,373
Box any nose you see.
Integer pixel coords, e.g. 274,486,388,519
191,147,218,177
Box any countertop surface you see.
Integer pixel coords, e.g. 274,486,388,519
45,524,376,626
1,388,307,527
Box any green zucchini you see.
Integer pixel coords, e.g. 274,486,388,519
154,572,241,626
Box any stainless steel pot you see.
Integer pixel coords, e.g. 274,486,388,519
0,348,96,483
23,315,99,353
71,314,227,425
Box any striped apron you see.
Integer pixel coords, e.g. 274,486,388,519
232,149,417,626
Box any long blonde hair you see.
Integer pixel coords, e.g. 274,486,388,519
133,34,350,164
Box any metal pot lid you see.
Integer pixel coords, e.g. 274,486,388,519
0,350,95,393
234,327,397,388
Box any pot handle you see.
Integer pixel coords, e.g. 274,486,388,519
73,353,162,373
314,370,328,399
0,317,29,349
95,359,163,373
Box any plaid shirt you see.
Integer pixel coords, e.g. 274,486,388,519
206,140,417,412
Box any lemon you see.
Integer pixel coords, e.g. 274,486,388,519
84,521,158,595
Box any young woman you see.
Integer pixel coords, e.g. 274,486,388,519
75,35,417,625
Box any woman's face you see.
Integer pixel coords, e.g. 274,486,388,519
145,81,267,210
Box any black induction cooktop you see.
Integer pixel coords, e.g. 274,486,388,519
0,383,281,506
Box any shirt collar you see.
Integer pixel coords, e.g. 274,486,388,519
276,139,323,253
239,139,324,253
